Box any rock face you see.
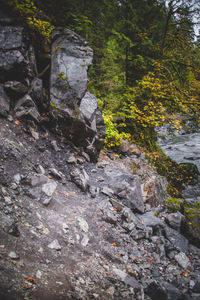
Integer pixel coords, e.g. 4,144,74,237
50,28,105,159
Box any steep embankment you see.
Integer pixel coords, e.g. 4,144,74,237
1,117,200,300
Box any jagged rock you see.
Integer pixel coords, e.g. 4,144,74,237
79,92,98,124
165,212,184,232
49,168,63,180
112,268,140,291
4,80,29,97
50,28,105,159
0,25,35,82
0,84,9,117
70,168,88,191
14,94,40,122
104,166,144,213
47,239,61,250
145,281,182,300
89,186,99,198
28,175,48,187
142,175,167,207
137,211,165,228
164,226,188,253
8,251,19,260
78,217,89,233
174,252,190,269
42,180,57,197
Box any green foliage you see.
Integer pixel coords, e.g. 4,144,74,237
184,201,200,236
10,0,55,44
103,114,130,148
165,197,184,213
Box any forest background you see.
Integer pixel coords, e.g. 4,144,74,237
2,0,200,195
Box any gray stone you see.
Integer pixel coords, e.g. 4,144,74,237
47,239,61,250
8,251,19,260
81,234,89,247
42,180,57,197
137,211,165,228
14,94,40,122
102,186,114,197
174,252,190,269
66,154,77,164
79,92,98,122
4,80,29,96
70,168,88,191
51,140,59,152
29,175,48,187
164,226,188,253
78,217,89,233
112,268,140,291
0,84,9,117
49,168,62,180
165,212,184,232
89,186,99,198
0,26,23,50
50,28,105,158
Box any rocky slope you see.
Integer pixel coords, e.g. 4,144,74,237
0,5,200,300
1,116,200,300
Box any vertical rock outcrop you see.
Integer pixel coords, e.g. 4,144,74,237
50,28,105,159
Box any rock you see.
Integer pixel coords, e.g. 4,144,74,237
42,180,57,197
78,217,89,233
104,166,144,213
174,252,190,269
70,168,88,191
14,94,40,122
4,80,29,97
164,226,188,253
165,212,184,232
137,211,165,228
8,251,19,260
89,186,99,198
66,154,77,164
28,175,48,187
145,281,168,300
0,84,9,117
109,198,124,212
0,25,35,82
142,175,167,207
47,239,61,250
112,268,140,291
50,28,105,158
36,270,42,279
81,234,89,247
51,140,59,152
49,168,62,180
79,92,98,123
102,186,114,197
30,127,39,139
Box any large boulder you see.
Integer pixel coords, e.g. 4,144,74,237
50,28,105,159
0,25,35,82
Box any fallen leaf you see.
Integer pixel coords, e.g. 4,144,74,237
25,277,36,284
182,272,188,277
